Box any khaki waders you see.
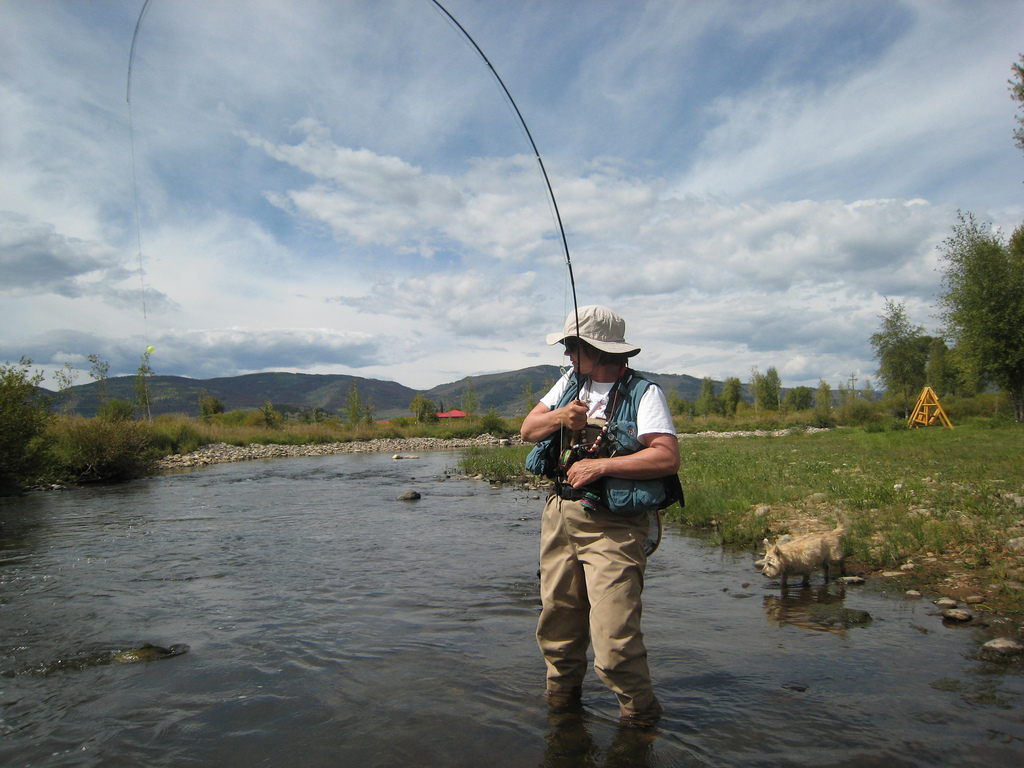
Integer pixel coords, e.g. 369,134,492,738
536,493,661,721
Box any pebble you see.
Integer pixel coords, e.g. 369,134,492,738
838,576,865,585
942,609,973,622
983,637,1024,654
906,590,922,598
936,598,958,608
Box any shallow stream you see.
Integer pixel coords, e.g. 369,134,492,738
1,451,1022,766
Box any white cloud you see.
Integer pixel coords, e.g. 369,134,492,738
2,0,1023,394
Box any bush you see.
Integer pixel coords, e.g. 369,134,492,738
479,407,509,437
149,418,205,455
98,398,136,422
48,417,156,483
0,358,51,491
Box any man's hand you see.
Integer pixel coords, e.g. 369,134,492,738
560,400,588,432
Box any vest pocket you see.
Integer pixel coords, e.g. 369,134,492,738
602,477,666,515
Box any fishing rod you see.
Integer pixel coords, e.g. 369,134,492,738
428,1,583,387
127,0,583,392
127,0,155,338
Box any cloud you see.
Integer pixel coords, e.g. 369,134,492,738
3,0,1024,394
0,211,172,310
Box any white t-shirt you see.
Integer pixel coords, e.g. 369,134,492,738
540,372,677,438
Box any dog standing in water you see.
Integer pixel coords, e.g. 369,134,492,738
758,515,847,588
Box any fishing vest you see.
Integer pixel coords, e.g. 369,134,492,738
525,371,683,515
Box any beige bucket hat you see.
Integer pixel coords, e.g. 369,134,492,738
546,305,641,357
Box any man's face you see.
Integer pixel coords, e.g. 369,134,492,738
564,338,600,373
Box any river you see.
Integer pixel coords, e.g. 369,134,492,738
1,451,1022,767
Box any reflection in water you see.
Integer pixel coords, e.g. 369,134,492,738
762,585,864,633
540,705,682,768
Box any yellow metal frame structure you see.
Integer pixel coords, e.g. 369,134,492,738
907,386,953,429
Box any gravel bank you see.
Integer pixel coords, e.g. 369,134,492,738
157,434,522,469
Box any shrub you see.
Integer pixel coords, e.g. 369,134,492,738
0,358,52,491
149,418,205,455
479,407,509,437
48,417,156,483
98,398,136,422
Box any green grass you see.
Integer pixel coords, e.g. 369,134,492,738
461,421,1024,613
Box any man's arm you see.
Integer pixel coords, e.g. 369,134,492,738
520,400,588,443
564,432,680,489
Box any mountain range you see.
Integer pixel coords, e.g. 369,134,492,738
59,367,707,419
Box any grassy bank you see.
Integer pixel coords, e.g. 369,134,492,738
460,421,1024,615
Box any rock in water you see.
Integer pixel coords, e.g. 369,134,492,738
805,604,873,628
941,609,973,623
397,491,421,501
114,643,190,663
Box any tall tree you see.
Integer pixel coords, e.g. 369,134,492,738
695,377,721,418
784,385,814,412
409,393,438,423
938,213,1024,421
870,299,927,417
721,377,743,416
134,349,154,420
754,366,781,413
345,382,364,426
1010,53,1024,156
814,379,833,426
461,378,480,415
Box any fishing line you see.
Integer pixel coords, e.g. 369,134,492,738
127,0,154,344
126,1,581,393
428,1,582,362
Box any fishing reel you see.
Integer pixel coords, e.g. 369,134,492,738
557,422,613,471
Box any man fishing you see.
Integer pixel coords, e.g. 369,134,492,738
521,305,680,728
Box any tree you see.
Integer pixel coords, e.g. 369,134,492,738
198,392,225,421
0,358,51,490
721,377,743,416
784,386,814,412
345,382,364,426
134,349,154,420
938,213,1024,421
752,366,781,414
461,378,480,415
259,399,282,428
53,362,79,415
814,379,834,427
870,299,927,417
695,377,721,418
1010,53,1024,156
749,367,762,418
763,367,782,412
409,393,438,423
88,353,110,404
925,338,961,398
521,381,536,416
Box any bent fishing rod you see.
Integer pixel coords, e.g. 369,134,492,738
128,0,584,393
429,1,583,390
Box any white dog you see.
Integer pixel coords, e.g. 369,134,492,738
758,516,847,588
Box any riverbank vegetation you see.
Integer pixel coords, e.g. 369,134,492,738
460,418,1024,615
4,356,1023,613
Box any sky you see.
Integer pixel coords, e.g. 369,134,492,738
2,0,1023,394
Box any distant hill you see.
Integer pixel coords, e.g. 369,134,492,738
63,372,419,419
61,367,712,419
